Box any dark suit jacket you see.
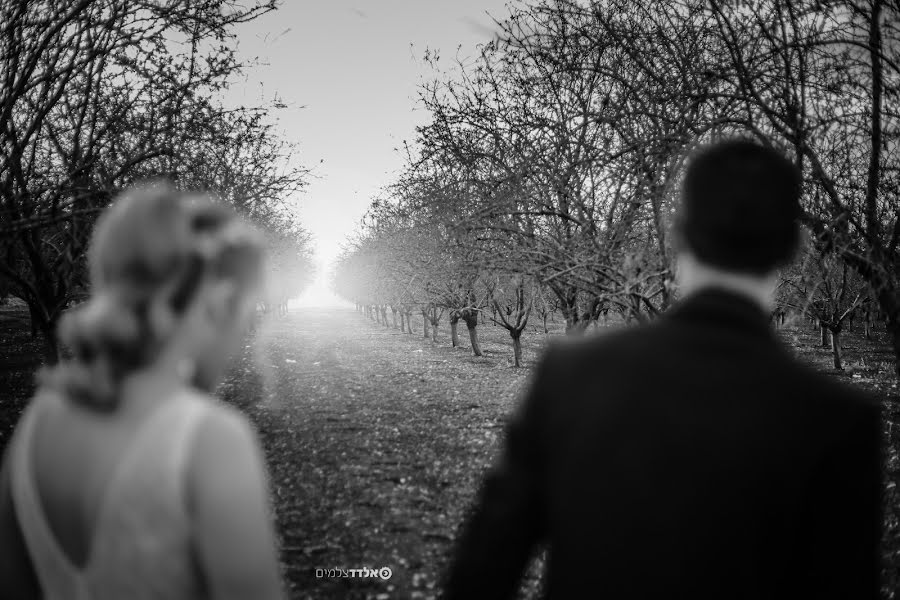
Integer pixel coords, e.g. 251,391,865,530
444,288,882,599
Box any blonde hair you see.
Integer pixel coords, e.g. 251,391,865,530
40,183,266,409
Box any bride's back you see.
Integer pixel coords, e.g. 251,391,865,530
10,388,210,600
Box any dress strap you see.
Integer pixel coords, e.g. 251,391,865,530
159,395,210,508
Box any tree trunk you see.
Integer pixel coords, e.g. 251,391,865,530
423,315,429,338
27,302,40,338
542,313,548,334
564,313,578,334
467,322,482,357
450,319,459,347
887,317,900,380
511,332,522,367
569,318,589,335
558,289,579,335
875,284,900,378
432,323,438,342
39,319,60,364
831,329,843,370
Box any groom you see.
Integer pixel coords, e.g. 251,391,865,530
444,140,882,599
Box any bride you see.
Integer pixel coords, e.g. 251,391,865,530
0,184,284,599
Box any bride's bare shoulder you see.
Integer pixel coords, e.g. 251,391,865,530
183,394,268,517
184,392,262,467
184,391,254,433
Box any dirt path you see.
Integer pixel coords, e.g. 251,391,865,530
221,307,539,600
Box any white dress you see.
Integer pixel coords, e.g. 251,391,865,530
8,393,209,600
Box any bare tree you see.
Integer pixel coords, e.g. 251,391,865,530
0,0,311,361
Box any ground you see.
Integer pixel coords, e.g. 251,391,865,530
1,304,899,598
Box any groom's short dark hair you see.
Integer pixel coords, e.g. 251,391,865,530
678,139,802,275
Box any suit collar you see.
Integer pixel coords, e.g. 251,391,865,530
665,287,774,337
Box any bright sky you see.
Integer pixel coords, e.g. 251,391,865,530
224,1,508,306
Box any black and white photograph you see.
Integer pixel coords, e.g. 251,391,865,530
0,1,898,598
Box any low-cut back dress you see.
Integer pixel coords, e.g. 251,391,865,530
7,392,209,600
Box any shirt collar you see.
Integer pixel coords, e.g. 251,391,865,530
664,287,774,337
